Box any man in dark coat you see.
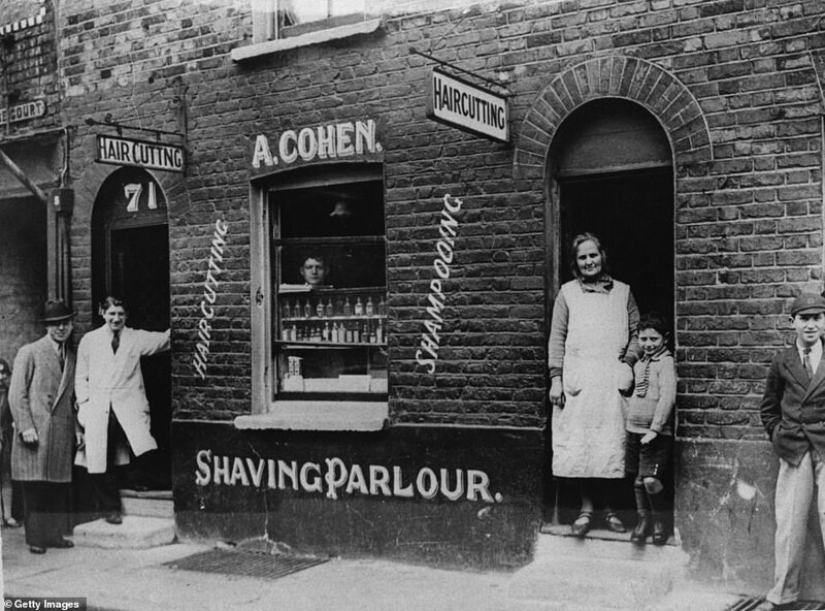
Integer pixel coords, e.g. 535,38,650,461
9,300,78,554
758,292,825,610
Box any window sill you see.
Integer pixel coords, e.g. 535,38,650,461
234,400,388,432
231,18,382,62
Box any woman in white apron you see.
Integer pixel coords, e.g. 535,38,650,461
548,233,641,537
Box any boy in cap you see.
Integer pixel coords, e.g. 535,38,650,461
757,292,825,610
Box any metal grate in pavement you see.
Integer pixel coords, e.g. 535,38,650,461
724,599,825,611
164,548,329,580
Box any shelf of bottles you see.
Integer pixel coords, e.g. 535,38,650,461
277,288,387,347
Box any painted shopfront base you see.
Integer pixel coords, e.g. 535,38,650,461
676,438,825,600
172,421,544,570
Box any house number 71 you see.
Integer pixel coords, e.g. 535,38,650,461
123,181,158,212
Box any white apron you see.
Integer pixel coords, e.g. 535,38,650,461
552,280,630,479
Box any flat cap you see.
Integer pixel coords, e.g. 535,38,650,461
790,292,825,317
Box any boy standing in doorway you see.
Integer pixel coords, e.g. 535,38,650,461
758,292,825,611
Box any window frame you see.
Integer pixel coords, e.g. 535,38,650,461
245,164,388,431
233,0,381,62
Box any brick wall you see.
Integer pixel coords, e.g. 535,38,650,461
0,0,58,131
57,0,825,435
0,0,58,364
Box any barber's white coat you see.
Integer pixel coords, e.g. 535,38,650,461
75,326,170,474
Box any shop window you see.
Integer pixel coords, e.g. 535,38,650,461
234,0,380,60
269,174,387,401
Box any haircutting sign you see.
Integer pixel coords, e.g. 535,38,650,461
427,68,508,143
95,135,185,173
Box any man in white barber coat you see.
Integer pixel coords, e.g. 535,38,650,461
75,297,170,524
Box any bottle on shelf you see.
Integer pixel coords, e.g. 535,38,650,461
376,320,384,343
291,323,298,342
316,300,325,318
292,300,302,319
282,300,292,320
378,296,386,316
323,322,330,341
303,300,312,318
343,297,353,317
366,296,374,317
325,298,334,318
354,297,364,316
335,297,344,316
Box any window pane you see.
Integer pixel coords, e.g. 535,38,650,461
279,0,365,26
270,177,386,398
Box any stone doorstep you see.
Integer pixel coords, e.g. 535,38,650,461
72,515,176,549
506,534,690,611
120,490,174,519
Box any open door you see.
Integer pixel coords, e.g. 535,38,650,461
92,167,171,490
545,99,675,533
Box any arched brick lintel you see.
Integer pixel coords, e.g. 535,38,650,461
513,56,713,181
72,161,183,227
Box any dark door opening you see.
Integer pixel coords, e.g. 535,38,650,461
90,167,172,494
110,224,171,489
545,167,675,535
559,169,674,322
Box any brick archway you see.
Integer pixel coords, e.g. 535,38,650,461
513,55,712,180
70,161,184,328
72,162,184,228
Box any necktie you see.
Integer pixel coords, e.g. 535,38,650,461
112,331,120,354
58,343,66,371
635,358,651,398
803,347,814,378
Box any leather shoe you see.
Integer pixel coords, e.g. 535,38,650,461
105,513,123,525
571,512,593,537
630,516,650,544
50,538,74,548
29,546,46,554
652,518,668,545
604,512,627,533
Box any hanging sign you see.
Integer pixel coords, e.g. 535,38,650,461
427,68,508,143
0,100,46,126
95,134,185,173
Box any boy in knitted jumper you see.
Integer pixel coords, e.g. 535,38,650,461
625,313,676,545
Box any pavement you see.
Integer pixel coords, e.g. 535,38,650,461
0,523,744,611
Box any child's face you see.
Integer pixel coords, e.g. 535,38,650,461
792,312,825,347
575,240,602,279
639,327,666,356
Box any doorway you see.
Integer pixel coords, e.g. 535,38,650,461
544,99,675,535
91,168,171,490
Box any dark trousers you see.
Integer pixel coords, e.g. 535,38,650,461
21,481,70,547
90,412,126,515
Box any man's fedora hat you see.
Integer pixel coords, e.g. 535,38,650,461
790,293,825,317
40,300,75,323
